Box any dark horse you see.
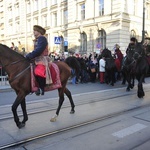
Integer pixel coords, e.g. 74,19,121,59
133,42,149,98
0,44,80,128
101,48,116,86
121,49,135,91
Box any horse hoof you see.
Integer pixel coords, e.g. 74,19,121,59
70,110,75,114
50,117,57,122
50,114,58,122
17,123,25,129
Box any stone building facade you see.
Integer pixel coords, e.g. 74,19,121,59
0,0,150,55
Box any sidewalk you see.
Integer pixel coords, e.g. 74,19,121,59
0,81,12,92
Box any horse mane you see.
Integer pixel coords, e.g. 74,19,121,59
65,56,81,75
0,44,25,59
101,48,112,58
135,42,145,55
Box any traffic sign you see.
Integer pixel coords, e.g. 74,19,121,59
54,37,61,44
96,43,101,49
64,41,68,46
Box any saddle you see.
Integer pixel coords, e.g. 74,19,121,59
30,62,62,92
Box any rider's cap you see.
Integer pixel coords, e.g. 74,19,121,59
130,37,136,42
33,25,46,35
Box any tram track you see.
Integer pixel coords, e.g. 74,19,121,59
1,100,150,150
1,89,150,150
0,87,146,121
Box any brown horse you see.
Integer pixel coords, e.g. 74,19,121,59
0,44,80,128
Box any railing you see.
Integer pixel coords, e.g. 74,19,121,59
0,66,8,86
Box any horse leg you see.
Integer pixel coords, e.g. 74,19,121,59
121,70,126,85
50,88,65,122
64,87,75,114
126,74,131,91
21,99,28,124
12,95,25,128
137,75,145,98
131,75,135,89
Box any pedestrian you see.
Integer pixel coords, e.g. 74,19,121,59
26,25,52,96
114,44,123,80
99,56,105,84
114,44,123,64
11,42,18,51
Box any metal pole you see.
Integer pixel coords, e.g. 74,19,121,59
142,0,145,42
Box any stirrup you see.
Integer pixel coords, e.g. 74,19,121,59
35,88,44,96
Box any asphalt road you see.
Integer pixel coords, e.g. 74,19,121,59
0,79,128,106
1,78,150,150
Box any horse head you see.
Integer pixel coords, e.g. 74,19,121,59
101,48,112,58
133,42,145,61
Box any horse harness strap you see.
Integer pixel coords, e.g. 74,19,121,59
9,65,31,83
2,59,25,68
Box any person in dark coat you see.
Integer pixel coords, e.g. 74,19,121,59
126,37,137,54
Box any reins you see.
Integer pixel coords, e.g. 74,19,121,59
2,59,26,68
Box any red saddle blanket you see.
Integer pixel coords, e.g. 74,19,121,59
31,63,62,92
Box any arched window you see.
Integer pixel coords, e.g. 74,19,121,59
80,32,87,54
97,29,106,49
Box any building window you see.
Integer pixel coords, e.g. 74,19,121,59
42,0,47,8
81,3,85,20
129,0,136,15
26,2,31,14
80,32,87,54
97,30,106,49
146,2,150,19
34,0,38,11
99,0,104,16
8,23,13,35
52,0,57,5
34,17,38,25
8,6,12,19
27,19,31,32
14,3,19,17
63,9,68,25
53,12,57,27
16,22,20,33
42,15,47,27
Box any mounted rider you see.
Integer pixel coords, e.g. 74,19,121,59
126,37,137,54
26,25,52,96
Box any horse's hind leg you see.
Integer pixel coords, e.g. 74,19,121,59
50,88,65,122
137,75,145,98
64,87,75,114
21,99,28,124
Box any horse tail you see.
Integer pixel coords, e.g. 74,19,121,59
65,56,81,76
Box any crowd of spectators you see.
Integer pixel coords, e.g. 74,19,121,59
49,44,124,85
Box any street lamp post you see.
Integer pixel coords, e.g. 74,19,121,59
142,0,145,42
